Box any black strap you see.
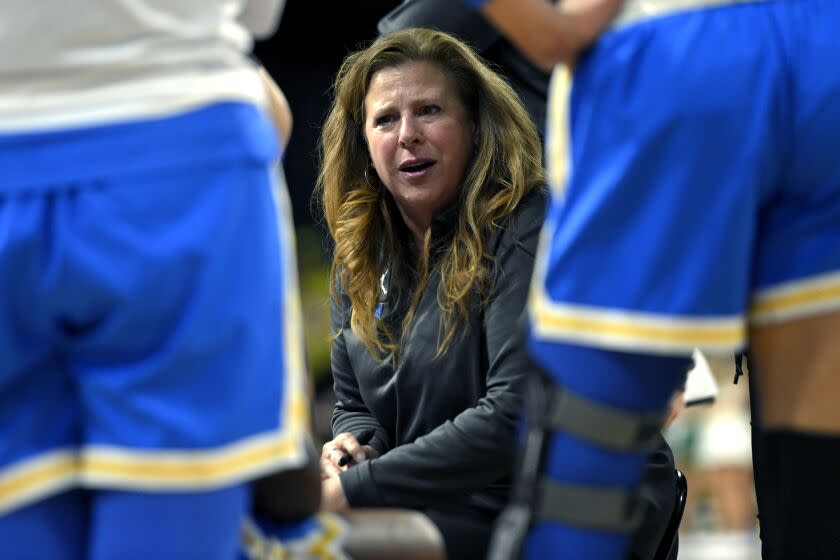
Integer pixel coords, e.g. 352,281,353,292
734,352,745,384
486,504,531,560
489,375,651,547
542,388,665,452
535,479,645,533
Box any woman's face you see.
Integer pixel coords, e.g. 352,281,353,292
364,61,474,231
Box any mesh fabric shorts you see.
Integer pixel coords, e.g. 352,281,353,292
530,0,840,357
0,102,310,515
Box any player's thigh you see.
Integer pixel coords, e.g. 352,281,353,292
751,312,840,432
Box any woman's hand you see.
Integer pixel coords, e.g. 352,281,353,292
320,432,380,480
558,0,624,58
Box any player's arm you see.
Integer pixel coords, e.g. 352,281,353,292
477,0,622,69
258,66,293,151
239,0,287,39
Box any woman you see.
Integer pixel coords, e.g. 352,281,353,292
315,28,547,558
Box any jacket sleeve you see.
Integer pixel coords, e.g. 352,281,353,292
330,289,392,455
339,191,548,508
377,0,500,53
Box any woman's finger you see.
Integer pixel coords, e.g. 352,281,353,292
321,438,349,471
334,434,366,464
321,452,343,478
321,435,350,460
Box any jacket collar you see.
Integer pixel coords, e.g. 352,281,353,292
428,199,460,253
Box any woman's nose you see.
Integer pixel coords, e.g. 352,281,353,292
398,118,421,147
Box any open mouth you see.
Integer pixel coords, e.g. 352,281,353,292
399,161,435,173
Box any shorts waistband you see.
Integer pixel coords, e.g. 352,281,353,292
0,102,277,194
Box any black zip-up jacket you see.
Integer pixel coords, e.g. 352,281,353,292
332,188,548,516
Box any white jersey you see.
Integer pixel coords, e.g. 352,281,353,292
0,0,284,133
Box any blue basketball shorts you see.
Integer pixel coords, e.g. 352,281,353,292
530,0,840,358
0,102,311,515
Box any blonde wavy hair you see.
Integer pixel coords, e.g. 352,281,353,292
317,27,545,359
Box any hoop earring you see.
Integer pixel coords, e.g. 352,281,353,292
364,166,376,185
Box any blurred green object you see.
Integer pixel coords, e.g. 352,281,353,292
295,225,333,384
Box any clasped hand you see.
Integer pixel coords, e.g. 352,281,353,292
319,432,380,512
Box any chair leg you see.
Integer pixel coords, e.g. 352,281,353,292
653,469,688,560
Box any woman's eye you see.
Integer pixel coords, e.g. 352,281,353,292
374,115,396,127
420,105,440,116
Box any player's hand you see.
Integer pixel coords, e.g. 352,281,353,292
482,0,624,69
558,0,624,59
321,433,380,480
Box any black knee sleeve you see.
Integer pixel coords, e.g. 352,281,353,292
763,430,840,559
